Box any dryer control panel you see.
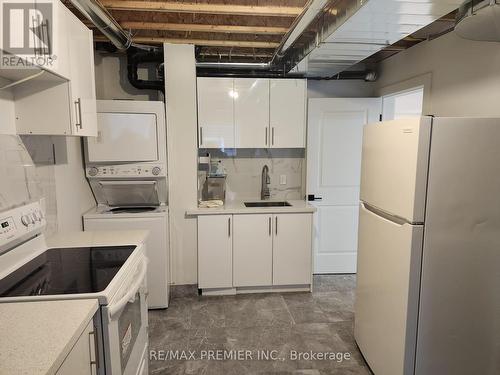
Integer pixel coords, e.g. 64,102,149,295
0,201,46,255
86,164,166,178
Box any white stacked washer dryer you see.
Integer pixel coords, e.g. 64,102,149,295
83,100,170,309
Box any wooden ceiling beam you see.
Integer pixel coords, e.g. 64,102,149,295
99,1,303,17
94,35,280,48
119,21,288,35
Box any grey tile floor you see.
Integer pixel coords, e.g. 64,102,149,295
148,275,371,375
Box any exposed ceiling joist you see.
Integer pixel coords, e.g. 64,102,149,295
94,35,280,48
99,1,303,17
119,21,288,35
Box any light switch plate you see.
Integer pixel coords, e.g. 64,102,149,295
280,175,287,185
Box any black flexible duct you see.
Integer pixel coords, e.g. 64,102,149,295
126,48,164,92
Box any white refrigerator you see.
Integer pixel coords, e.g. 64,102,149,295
354,116,500,375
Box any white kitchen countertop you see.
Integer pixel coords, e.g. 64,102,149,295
186,199,316,216
47,229,149,248
0,299,98,375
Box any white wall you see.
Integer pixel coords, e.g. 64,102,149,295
0,78,16,134
164,44,199,285
375,31,500,116
53,137,95,231
307,79,376,98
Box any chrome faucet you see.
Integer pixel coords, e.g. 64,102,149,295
261,165,270,200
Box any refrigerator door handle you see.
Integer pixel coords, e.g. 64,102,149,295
361,202,420,226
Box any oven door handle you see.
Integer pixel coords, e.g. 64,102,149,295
108,258,148,319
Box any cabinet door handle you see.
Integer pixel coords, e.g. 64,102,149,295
265,127,268,146
271,127,275,146
268,217,271,236
89,330,99,372
200,126,203,146
228,217,231,237
75,98,83,130
275,216,278,235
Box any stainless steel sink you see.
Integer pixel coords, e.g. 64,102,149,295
244,201,292,207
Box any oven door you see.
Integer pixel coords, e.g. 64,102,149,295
102,257,149,375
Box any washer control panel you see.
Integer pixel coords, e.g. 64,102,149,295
86,164,166,178
0,201,46,254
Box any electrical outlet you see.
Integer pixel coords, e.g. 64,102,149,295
280,175,287,185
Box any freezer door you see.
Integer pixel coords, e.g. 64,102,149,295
360,116,431,222
416,117,500,375
354,203,423,375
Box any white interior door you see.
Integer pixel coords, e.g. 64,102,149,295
307,98,381,274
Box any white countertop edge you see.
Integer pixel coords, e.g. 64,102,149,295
0,299,99,375
47,229,150,249
186,200,316,216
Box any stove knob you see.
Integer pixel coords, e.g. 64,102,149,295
152,166,161,176
21,215,30,226
88,167,99,176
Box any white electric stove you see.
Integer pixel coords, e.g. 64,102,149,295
0,200,149,375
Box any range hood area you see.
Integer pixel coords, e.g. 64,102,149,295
285,0,464,77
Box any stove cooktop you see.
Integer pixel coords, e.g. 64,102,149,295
0,246,135,297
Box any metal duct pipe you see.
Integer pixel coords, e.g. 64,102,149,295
307,70,377,81
195,62,271,70
69,0,131,50
271,0,330,67
196,70,301,78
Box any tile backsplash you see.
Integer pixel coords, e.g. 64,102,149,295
0,135,58,235
199,149,306,201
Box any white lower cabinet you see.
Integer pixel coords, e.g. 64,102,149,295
198,214,233,289
56,320,97,375
273,213,313,285
233,214,273,287
197,212,312,292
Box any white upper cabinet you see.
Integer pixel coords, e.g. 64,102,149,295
234,78,270,148
196,78,306,149
65,7,97,137
6,2,97,136
46,0,70,79
269,79,307,148
197,77,235,148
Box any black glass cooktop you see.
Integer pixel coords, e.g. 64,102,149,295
0,246,135,297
